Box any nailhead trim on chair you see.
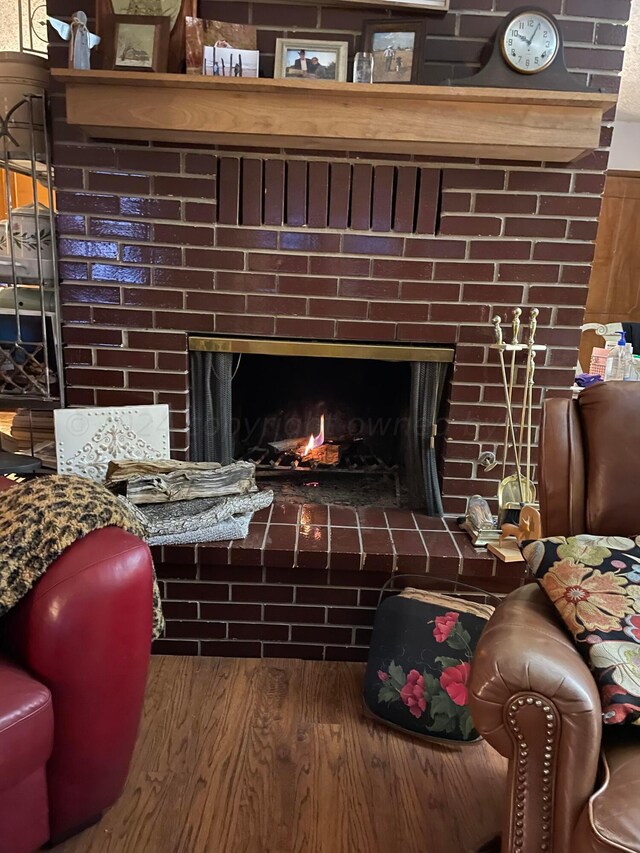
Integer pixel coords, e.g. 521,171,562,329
505,694,559,853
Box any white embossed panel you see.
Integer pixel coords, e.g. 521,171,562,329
54,405,170,481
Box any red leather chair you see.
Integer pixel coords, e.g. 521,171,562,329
0,477,154,853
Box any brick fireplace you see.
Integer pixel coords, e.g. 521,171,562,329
48,0,627,658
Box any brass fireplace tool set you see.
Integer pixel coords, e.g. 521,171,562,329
461,308,548,560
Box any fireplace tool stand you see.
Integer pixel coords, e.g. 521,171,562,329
461,308,547,559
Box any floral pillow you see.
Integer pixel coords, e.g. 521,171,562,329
522,534,640,726
363,589,493,742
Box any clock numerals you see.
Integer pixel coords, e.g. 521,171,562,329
501,11,559,75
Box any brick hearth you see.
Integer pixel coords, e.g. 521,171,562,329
48,0,628,658
153,499,511,660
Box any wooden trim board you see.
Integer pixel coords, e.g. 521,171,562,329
53,69,616,164
487,540,525,562
188,336,455,362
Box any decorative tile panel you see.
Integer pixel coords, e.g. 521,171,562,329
54,404,170,481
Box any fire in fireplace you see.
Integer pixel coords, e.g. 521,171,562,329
189,338,453,514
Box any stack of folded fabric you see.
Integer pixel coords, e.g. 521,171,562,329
105,459,273,546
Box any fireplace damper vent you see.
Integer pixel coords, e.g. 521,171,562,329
217,157,441,234
189,338,453,515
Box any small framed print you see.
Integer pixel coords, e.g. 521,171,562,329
104,15,170,72
185,17,257,75
363,19,427,84
352,0,447,8
96,0,195,72
274,39,349,82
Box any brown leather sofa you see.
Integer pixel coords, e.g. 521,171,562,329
470,382,640,853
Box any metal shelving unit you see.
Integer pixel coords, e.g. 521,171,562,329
0,52,64,409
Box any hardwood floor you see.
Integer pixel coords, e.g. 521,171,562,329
57,656,506,853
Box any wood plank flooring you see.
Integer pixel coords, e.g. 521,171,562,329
57,656,506,853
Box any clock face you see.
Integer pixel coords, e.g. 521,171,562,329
501,12,559,74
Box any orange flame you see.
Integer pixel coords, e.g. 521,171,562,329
302,414,325,456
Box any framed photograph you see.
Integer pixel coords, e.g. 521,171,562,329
203,45,260,78
351,0,447,9
363,19,427,84
186,17,257,75
96,0,196,72
104,15,170,72
274,39,349,82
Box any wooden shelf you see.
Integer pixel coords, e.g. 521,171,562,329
53,69,616,163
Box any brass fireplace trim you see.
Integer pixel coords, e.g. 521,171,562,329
188,337,455,363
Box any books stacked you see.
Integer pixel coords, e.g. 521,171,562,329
0,408,56,469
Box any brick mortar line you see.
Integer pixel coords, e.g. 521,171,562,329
164,578,389,589
164,618,376,631
57,197,605,218
61,164,611,183
292,506,301,571
56,151,614,173
241,14,616,36
412,516,432,574
57,226,604,251
60,287,593,303
59,255,594,268
57,168,612,186
60,312,592,325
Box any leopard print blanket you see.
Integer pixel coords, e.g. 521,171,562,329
0,475,164,639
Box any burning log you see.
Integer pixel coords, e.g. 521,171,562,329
268,437,305,454
266,415,338,465
266,440,340,465
302,444,340,466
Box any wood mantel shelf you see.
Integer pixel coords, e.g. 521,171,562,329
53,68,616,163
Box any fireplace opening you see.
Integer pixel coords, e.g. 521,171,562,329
235,354,409,507
189,338,453,514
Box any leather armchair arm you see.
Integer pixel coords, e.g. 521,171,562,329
539,398,586,537
1,527,153,841
469,584,602,853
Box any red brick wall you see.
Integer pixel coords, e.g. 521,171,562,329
152,545,512,660
47,0,628,659
48,3,626,514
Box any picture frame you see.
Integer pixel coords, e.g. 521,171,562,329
363,19,427,84
185,17,257,75
104,15,170,73
96,0,196,73
352,0,447,9
274,39,349,83
203,45,260,78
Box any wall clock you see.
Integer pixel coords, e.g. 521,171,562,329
450,6,589,92
501,10,559,74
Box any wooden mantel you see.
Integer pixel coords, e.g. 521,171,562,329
53,69,616,163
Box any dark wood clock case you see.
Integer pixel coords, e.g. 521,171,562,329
446,5,591,92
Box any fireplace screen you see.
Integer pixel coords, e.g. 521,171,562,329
189,338,453,514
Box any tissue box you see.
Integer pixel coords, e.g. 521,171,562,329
589,346,609,378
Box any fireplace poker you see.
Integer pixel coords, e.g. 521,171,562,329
492,315,524,504
522,309,539,488
501,307,522,482
526,349,537,488
517,307,539,475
